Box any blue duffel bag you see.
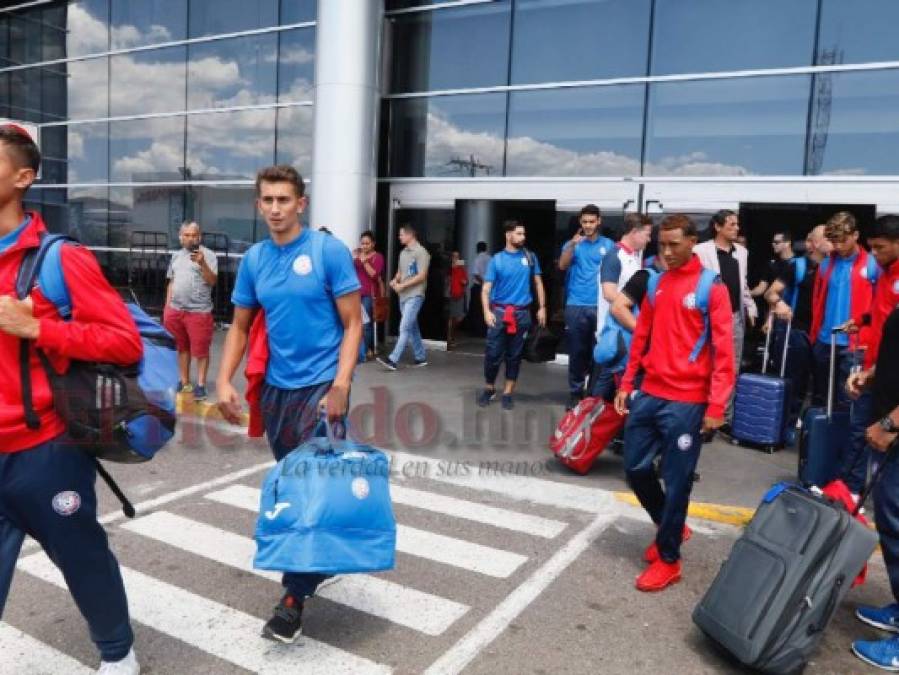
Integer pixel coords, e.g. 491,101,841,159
254,429,396,575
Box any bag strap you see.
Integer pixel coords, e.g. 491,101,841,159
310,230,331,296
688,269,718,363
647,270,665,307
15,233,78,430
789,256,807,310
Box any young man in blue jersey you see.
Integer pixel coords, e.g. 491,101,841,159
216,165,362,644
478,220,546,410
559,204,614,410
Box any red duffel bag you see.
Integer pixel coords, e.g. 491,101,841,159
549,396,626,475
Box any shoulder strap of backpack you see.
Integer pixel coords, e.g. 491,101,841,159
310,230,332,296
865,251,878,285
647,270,665,307
15,232,78,430
688,269,718,363
789,256,807,309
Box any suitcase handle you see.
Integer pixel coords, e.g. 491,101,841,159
826,327,846,420
807,574,845,635
762,316,792,378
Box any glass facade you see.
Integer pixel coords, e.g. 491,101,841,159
0,0,315,253
385,0,899,178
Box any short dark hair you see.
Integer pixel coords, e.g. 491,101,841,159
621,213,650,237
360,230,375,242
870,215,899,241
660,214,698,238
0,124,41,174
579,204,601,219
503,219,523,234
709,209,736,232
399,224,417,237
773,229,793,244
476,241,487,253
255,165,305,197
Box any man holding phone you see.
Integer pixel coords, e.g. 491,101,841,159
164,220,218,400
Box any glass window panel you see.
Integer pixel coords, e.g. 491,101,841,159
644,76,810,176
110,46,186,116
24,58,110,123
188,33,277,109
110,0,187,49
7,66,44,123
512,0,652,84
387,0,469,8
190,185,260,251
389,1,511,93
66,0,110,57
186,108,276,179
110,116,186,182
188,0,278,39
108,185,185,248
651,0,817,75
275,105,314,171
809,70,899,176
36,123,109,185
280,0,316,24
506,84,645,177
818,0,899,65
389,93,506,177
25,186,110,245
277,27,315,102
39,5,69,63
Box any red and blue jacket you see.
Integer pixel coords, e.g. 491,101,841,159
620,256,736,420
810,248,877,347
864,258,899,369
0,212,142,453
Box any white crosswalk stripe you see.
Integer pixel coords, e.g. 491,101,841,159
0,622,92,675
206,484,529,578
121,511,470,636
17,553,392,675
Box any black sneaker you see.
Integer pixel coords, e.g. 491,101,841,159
477,389,497,407
413,359,428,367
377,357,398,371
501,394,514,410
262,593,303,644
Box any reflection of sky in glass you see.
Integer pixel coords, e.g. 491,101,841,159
280,0,316,24
390,94,506,177
188,0,278,39
813,70,899,175
277,28,315,102
651,0,817,75
110,47,186,116
817,0,899,65
64,58,109,121
506,85,645,176
66,0,110,57
188,34,278,109
110,0,187,49
276,106,314,171
187,109,276,179
390,2,511,93
512,0,651,84
110,116,186,182
644,76,810,176
64,122,109,183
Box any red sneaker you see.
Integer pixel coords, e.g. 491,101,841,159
643,525,693,563
636,559,682,592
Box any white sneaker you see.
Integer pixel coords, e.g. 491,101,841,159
97,648,139,675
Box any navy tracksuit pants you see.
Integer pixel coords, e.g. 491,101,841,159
564,305,597,396
623,393,706,563
484,308,531,384
873,453,899,605
261,380,333,599
0,436,133,662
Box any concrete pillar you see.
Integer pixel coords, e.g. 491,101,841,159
456,200,498,270
310,0,384,249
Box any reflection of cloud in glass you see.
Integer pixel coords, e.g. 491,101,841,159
421,109,750,177
276,106,314,170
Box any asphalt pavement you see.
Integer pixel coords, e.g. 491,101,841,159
1,332,888,674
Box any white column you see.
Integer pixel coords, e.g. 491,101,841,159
310,0,384,249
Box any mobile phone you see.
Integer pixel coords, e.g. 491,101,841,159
188,243,200,253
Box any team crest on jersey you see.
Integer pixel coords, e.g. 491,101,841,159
599,247,607,256
52,491,81,516
893,279,899,295
521,256,530,266
351,477,370,500
683,292,697,310
292,254,312,276
677,434,693,451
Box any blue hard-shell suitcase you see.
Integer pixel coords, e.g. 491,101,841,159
731,319,793,452
798,329,851,486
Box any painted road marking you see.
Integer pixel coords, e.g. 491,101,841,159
122,511,469,636
206,484,528,578
614,492,755,527
17,553,391,675
0,622,92,675
424,513,618,675
390,484,567,539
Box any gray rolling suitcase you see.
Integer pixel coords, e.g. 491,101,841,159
692,447,893,674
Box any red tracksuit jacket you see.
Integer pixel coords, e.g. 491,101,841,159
620,256,736,420
0,213,143,453
810,248,877,348
864,258,899,369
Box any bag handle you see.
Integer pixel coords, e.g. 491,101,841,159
779,318,792,379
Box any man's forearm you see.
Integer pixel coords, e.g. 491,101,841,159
334,319,362,388
216,324,249,386
558,246,574,271
536,278,546,309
